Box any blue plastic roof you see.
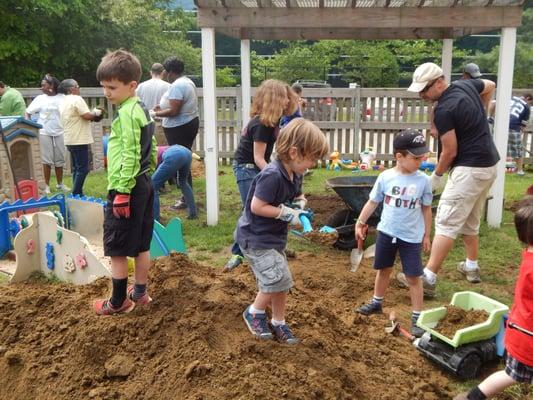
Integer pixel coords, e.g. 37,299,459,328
0,116,42,131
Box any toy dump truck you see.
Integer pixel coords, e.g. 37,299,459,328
415,291,509,379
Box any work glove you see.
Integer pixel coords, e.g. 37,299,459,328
113,193,131,219
91,107,104,122
292,197,307,210
430,172,446,192
276,204,310,227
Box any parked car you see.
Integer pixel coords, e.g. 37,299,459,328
294,80,334,107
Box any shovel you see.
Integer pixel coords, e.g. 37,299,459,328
349,237,364,272
349,225,368,272
385,311,415,342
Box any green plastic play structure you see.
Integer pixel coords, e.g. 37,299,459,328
417,291,509,348
149,217,187,258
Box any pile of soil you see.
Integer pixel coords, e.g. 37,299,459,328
191,159,205,179
302,231,339,246
0,249,456,400
435,306,489,339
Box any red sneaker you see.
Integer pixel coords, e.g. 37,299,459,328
127,285,153,306
93,298,135,315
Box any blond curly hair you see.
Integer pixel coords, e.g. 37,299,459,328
250,79,299,127
276,118,329,162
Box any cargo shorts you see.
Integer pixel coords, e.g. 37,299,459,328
435,165,497,239
241,248,293,293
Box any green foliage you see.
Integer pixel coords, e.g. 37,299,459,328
248,39,473,87
0,0,199,86
216,67,237,87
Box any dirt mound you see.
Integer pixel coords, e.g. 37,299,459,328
191,159,205,179
0,252,455,400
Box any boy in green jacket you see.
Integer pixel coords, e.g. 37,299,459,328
93,50,157,315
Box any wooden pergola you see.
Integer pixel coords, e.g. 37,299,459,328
195,0,525,226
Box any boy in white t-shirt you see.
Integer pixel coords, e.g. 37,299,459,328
355,130,433,338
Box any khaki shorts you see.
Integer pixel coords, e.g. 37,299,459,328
435,165,497,239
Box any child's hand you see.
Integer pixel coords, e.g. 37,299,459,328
355,223,368,241
276,204,309,226
292,197,307,210
423,235,431,252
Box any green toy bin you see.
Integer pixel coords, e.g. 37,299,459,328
417,291,509,348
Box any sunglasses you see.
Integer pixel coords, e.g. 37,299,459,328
421,76,442,93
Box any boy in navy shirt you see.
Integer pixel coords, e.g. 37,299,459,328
355,130,432,337
236,118,328,344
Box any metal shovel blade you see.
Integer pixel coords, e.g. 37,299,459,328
363,244,376,259
385,321,399,334
350,249,363,273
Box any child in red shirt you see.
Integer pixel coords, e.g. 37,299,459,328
454,196,533,400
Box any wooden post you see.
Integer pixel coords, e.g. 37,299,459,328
351,84,361,161
441,39,453,82
201,27,219,226
241,39,251,129
487,27,517,227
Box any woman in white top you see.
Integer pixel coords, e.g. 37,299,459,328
25,74,68,194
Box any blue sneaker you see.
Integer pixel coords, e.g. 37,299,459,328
242,307,273,340
272,323,299,345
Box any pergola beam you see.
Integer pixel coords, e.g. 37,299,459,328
197,6,522,29
216,26,492,40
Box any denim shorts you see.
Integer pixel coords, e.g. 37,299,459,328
241,247,293,293
373,231,423,277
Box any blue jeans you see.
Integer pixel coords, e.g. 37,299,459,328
231,163,260,256
152,145,197,220
67,144,89,196
233,163,260,205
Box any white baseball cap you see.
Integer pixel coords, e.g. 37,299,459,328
407,62,444,93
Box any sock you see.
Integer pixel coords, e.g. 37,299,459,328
411,311,421,325
132,283,146,300
423,268,437,284
465,258,479,271
249,305,265,315
110,278,128,308
467,386,487,400
371,295,383,305
271,319,286,326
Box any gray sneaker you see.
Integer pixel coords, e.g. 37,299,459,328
396,272,436,298
457,262,482,283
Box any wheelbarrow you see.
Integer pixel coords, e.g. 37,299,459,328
325,175,440,251
325,176,382,251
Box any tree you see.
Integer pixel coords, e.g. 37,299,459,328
0,0,199,86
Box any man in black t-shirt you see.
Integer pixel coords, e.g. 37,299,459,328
398,62,498,295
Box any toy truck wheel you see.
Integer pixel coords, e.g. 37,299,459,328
456,353,482,380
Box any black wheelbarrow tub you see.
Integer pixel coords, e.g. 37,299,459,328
326,176,382,218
